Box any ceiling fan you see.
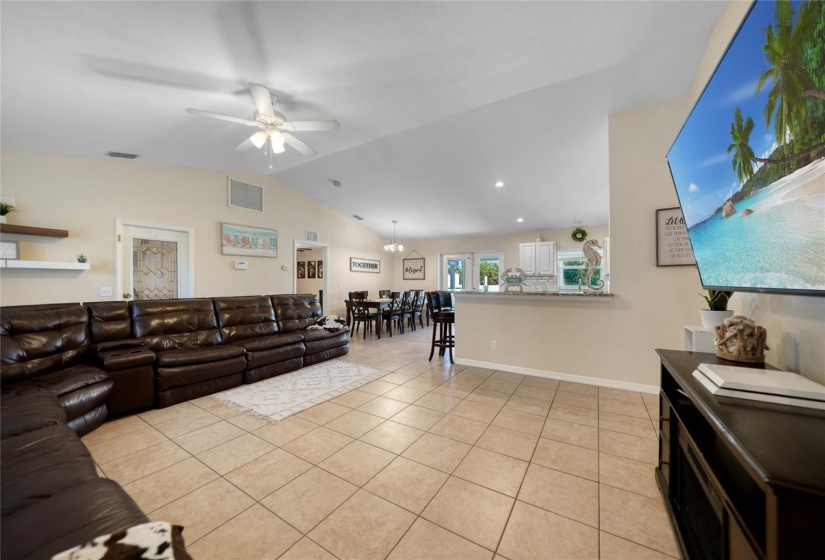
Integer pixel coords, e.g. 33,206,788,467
186,83,339,157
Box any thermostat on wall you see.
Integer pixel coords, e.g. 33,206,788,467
234,261,248,270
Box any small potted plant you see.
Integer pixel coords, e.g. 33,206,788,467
699,290,734,328
76,253,88,264
0,202,14,224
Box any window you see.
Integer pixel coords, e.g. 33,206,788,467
558,249,603,290
440,251,504,291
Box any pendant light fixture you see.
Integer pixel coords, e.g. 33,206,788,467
384,220,404,252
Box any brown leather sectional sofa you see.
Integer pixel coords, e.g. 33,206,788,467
0,293,348,560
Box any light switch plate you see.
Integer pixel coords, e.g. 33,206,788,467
99,287,113,297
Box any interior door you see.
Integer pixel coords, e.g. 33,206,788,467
120,224,192,300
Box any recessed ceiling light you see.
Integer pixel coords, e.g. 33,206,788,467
330,179,342,187
517,218,524,222
573,219,583,225
494,181,504,188
106,151,139,159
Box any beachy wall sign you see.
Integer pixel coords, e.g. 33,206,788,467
350,257,380,273
656,208,696,267
221,223,278,258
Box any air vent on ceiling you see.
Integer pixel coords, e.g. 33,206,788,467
106,151,139,159
305,230,319,242
352,215,364,221
228,178,264,213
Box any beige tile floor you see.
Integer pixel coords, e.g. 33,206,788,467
82,326,680,560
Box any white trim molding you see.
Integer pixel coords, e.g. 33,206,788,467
453,357,659,394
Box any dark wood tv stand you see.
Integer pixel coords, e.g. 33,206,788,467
655,349,825,560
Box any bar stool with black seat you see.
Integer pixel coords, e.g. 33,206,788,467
426,291,454,363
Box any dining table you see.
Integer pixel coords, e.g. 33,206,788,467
345,298,393,338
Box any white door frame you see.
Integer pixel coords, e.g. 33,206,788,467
293,239,329,312
115,219,195,301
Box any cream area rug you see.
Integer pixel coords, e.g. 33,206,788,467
211,360,390,423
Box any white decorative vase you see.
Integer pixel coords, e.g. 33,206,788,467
699,309,734,329
0,216,6,224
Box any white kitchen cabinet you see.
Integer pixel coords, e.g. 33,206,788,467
518,241,556,276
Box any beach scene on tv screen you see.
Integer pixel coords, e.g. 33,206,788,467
668,0,824,292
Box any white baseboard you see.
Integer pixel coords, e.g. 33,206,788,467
453,357,659,395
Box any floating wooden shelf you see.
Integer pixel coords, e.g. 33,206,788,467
0,260,89,270
0,224,70,238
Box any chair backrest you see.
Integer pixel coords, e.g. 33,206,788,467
413,290,425,311
213,295,278,343
270,294,322,332
389,292,404,312
426,291,441,314
350,293,371,318
399,291,413,313
86,301,133,343
130,298,222,352
438,291,453,310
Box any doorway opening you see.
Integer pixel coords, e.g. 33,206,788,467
294,240,328,312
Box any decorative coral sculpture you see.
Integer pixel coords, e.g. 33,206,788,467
714,315,769,364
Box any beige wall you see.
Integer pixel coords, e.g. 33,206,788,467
689,0,825,383
0,151,390,317
391,226,609,293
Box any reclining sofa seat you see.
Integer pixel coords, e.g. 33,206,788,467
85,301,157,416
213,295,306,384
270,294,350,365
0,303,113,435
130,298,246,408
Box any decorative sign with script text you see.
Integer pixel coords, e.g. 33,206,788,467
656,207,696,267
403,257,425,280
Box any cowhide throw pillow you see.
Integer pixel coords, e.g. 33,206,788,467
52,522,192,560
307,314,347,331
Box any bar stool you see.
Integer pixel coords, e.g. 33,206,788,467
426,291,454,363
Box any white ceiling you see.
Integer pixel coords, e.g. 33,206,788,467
0,1,727,242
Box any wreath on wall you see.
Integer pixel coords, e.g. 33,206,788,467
571,227,588,242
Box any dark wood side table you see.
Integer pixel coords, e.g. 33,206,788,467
655,349,825,560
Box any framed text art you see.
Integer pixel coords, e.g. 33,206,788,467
403,257,425,280
350,257,380,273
656,207,696,267
221,223,278,258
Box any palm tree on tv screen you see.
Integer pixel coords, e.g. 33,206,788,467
728,107,757,183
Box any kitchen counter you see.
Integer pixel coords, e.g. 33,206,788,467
454,290,613,299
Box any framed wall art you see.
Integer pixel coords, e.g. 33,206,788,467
221,223,278,258
350,257,380,273
317,260,324,279
297,261,306,278
656,207,696,267
1,240,20,260
402,252,425,280
307,260,317,279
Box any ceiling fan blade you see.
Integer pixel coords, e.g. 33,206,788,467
185,108,259,127
249,83,275,117
283,133,318,157
283,120,340,132
234,138,257,151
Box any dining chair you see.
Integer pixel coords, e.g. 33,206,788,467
410,290,426,330
350,292,379,338
382,291,406,336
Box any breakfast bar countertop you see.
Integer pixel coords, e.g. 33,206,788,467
454,290,613,298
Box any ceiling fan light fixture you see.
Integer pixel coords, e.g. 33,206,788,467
270,134,286,154
250,131,268,149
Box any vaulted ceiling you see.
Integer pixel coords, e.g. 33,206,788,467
1,1,727,241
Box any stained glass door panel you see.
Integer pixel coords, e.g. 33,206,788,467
132,239,179,300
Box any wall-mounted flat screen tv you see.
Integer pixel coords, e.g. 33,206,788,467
667,0,824,296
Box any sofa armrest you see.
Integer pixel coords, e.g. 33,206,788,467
96,348,156,372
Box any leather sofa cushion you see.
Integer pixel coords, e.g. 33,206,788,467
229,332,305,352
131,299,222,351
0,478,148,560
33,364,110,397
59,379,113,422
156,355,247,391
303,330,350,355
86,301,133,343
67,403,110,436
245,342,306,370
271,294,322,332
0,304,90,384
1,423,98,516
214,296,280,342
0,383,66,440
157,345,245,367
